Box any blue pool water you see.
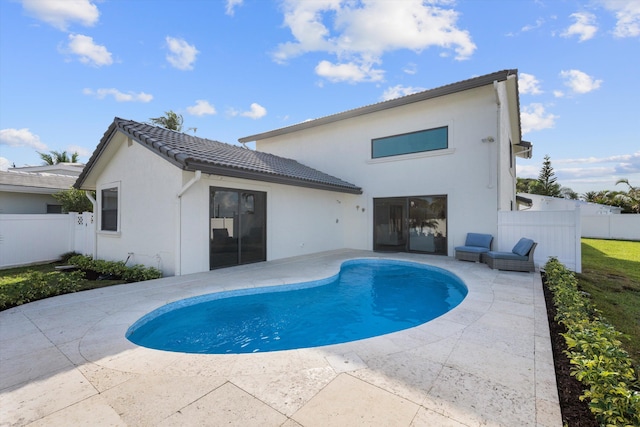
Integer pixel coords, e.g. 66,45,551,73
126,259,468,354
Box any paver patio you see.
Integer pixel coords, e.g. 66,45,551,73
0,250,562,426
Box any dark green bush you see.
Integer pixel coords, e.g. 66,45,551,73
545,257,640,425
0,270,85,310
68,255,162,282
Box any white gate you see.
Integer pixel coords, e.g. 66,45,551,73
72,212,95,256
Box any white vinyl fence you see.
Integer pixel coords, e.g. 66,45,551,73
0,212,95,269
582,214,640,240
498,209,582,273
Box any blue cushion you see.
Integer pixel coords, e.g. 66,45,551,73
455,246,489,253
512,238,535,257
485,251,528,261
465,233,493,249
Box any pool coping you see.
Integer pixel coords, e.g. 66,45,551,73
0,250,562,426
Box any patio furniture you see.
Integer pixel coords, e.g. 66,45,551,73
455,233,493,262
484,238,537,272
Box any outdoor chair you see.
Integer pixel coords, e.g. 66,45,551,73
455,233,493,263
484,238,537,272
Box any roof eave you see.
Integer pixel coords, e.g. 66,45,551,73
239,69,518,143
186,161,363,195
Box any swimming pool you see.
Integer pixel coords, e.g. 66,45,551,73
126,259,468,354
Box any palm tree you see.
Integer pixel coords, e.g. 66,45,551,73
615,179,639,213
149,110,183,131
38,150,80,165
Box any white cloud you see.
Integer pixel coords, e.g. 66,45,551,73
315,60,384,83
241,103,267,119
0,128,47,151
520,103,558,134
560,69,602,94
22,0,99,31
83,88,153,102
0,157,10,171
561,12,598,41
165,36,199,70
187,100,217,116
67,145,92,158
64,34,112,67
274,0,476,83
226,0,244,16
519,73,543,95
403,62,418,75
599,0,640,37
520,18,545,33
381,84,425,101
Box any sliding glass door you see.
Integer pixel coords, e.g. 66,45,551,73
374,195,447,255
210,187,266,269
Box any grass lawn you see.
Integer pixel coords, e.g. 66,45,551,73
578,238,640,367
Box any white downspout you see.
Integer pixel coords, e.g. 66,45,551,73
176,170,202,276
85,191,97,258
493,80,502,207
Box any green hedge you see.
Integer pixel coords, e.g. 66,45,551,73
544,257,640,425
0,271,85,310
68,255,163,282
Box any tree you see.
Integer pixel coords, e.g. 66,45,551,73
149,110,183,131
516,177,536,193
52,188,94,213
615,179,639,213
38,150,80,165
560,187,578,200
530,154,561,197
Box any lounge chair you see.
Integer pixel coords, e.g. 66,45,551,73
484,238,537,272
455,233,493,263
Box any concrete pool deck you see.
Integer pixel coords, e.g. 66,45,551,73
0,250,562,426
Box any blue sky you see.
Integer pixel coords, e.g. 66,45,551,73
1,0,638,196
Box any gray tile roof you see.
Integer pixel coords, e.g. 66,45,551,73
0,170,77,193
75,118,362,194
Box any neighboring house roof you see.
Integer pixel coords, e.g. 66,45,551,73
239,69,521,144
9,163,85,177
0,170,76,194
75,118,362,194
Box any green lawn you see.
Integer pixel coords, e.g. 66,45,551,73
578,238,640,367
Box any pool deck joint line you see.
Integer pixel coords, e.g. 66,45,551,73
0,250,562,426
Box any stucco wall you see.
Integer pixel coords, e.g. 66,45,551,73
0,192,61,214
93,133,182,275
255,84,512,253
178,173,361,275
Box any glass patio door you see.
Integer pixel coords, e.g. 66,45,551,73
374,195,447,255
210,187,266,269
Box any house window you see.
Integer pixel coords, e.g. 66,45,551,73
47,204,63,214
372,126,448,159
101,186,119,232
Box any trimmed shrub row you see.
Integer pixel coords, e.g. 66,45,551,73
68,255,163,282
544,257,640,426
0,271,85,310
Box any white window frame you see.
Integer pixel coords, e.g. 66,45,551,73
98,181,121,235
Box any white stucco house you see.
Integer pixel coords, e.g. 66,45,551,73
75,69,532,276
0,163,84,214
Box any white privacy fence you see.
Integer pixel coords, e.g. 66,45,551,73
0,212,95,269
582,214,640,240
498,209,582,273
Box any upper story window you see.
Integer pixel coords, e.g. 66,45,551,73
100,185,119,232
372,126,448,159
